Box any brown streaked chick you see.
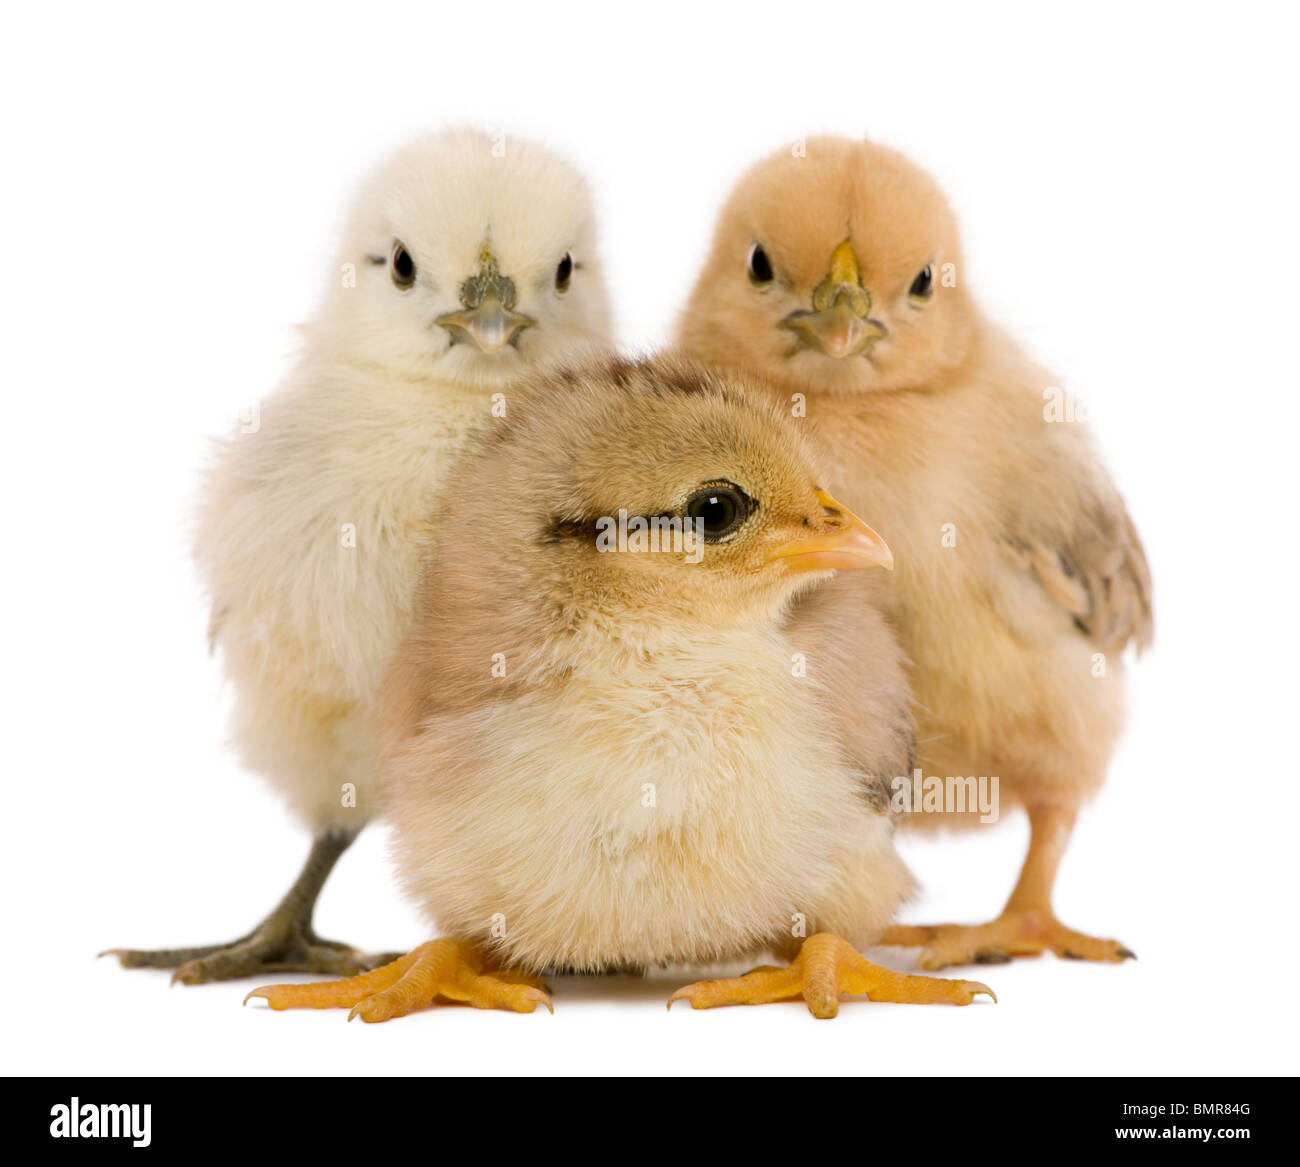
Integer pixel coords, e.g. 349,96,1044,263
245,354,996,1020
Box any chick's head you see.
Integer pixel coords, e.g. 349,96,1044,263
478,356,893,634
681,136,975,397
315,128,611,387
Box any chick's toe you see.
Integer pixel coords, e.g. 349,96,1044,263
883,911,1136,970
104,831,400,984
244,939,551,1023
668,933,995,1020
104,932,396,986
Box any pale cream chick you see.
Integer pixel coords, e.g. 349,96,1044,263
677,137,1151,969
107,128,613,983
246,355,995,1019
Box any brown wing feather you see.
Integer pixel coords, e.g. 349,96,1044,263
1030,492,1153,655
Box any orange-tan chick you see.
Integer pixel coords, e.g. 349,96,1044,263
246,354,996,1019
677,137,1151,969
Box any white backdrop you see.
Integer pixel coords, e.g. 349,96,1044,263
2,0,1297,1076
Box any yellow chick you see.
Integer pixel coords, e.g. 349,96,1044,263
106,128,613,983
245,354,995,1019
677,137,1151,969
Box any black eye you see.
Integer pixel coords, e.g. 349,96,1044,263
391,241,416,289
555,252,573,292
684,483,752,542
747,242,774,285
909,264,933,298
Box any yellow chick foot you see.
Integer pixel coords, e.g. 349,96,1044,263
243,939,552,1022
667,932,995,1019
883,910,1136,970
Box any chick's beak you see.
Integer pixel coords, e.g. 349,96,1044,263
780,239,887,359
436,293,534,354
767,490,894,573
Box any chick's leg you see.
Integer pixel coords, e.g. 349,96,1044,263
668,933,994,1020
244,939,552,1022
882,803,1136,970
103,830,399,984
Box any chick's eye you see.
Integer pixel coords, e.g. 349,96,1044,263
747,242,774,285
555,252,573,292
391,241,416,289
685,483,752,542
909,264,933,299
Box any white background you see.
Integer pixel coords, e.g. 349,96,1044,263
2,0,1297,1077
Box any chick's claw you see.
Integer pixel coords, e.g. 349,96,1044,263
244,939,552,1023
883,910,1136,970
668,932,995,1019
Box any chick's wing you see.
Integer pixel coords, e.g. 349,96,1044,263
997,439,1153,657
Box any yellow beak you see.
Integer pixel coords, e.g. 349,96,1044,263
826,238,861,286
780,238,886,359
767,489,894,573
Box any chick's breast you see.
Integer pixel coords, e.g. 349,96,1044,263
384,628,909,972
